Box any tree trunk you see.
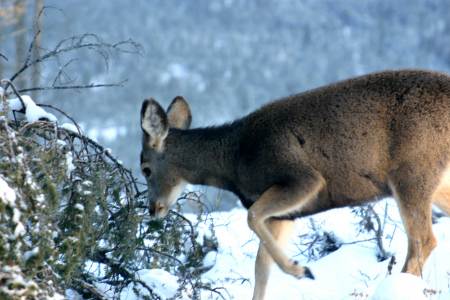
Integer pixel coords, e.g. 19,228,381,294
14,0,27,90
0,0,7,80
31,0,43,99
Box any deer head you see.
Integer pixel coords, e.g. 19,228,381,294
140,96,192,218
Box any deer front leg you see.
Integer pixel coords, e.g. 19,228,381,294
252,219,294,300
248,169,325,280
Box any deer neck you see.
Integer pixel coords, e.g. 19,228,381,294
165,125,239,190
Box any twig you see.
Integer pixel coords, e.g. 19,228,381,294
51,58,77,86
92,250,161,300
74,279,108,300
18,80,128,93
8,33,141,87
0,79,26,112
24,29,41,67
367,205,389,260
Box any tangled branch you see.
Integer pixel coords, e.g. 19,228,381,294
9,33,141,86
4,6,142,96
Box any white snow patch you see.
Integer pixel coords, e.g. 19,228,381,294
56,139,67,147
8,95,57,122
194,202,450,300
23,247,40,262
65,152,75,177
74,203,84,211
13,213,25,237
82,180,93,187
65,289,83,300
0,176,16,205
47,292,66,300
371,273,428,300
120,269,179,300
7,97,24,111
202,250,218,269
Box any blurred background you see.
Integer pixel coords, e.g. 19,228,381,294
1,0,450,210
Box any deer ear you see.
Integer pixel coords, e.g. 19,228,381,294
167,96,192,129
141,98,169,151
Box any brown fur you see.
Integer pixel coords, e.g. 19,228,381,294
140,69,450,300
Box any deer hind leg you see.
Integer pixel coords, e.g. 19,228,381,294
389,163,438,276
247,167,325,279
252,219,294,300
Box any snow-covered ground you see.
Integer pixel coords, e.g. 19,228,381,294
120,198,450,300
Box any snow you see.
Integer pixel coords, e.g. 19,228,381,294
82,180,93,187
23,247,40,262
193,199,450,300
203,250,218,269
74,203,84,211
7,96,24,111
56,139,67,147
0,176,16,206
120,269,179,300
47,292,66,300
0,176,26,238
371,273,428,300
65,198,450,300
65,152,75,177
8,95,57,122
65,289,83,300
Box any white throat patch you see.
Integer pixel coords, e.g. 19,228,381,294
167,180,187,207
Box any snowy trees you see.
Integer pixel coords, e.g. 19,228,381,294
0,8,219,299
0,105,218,298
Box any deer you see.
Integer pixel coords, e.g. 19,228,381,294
139,69,450,300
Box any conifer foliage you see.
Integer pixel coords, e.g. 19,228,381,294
0,104,217,299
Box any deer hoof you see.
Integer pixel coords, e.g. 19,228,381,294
303,266,315,280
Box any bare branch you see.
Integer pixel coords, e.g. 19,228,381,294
0,79,26,112
0,53,8,61
18,80,128,93
51,58,78,86
367,204,389,260
73,279,109,300
91,250,161,300
9,33,141,85
24,29,41,67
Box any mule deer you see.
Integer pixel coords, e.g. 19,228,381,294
140,69,450,300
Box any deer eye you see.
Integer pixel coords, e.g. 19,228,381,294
142,167,152,177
